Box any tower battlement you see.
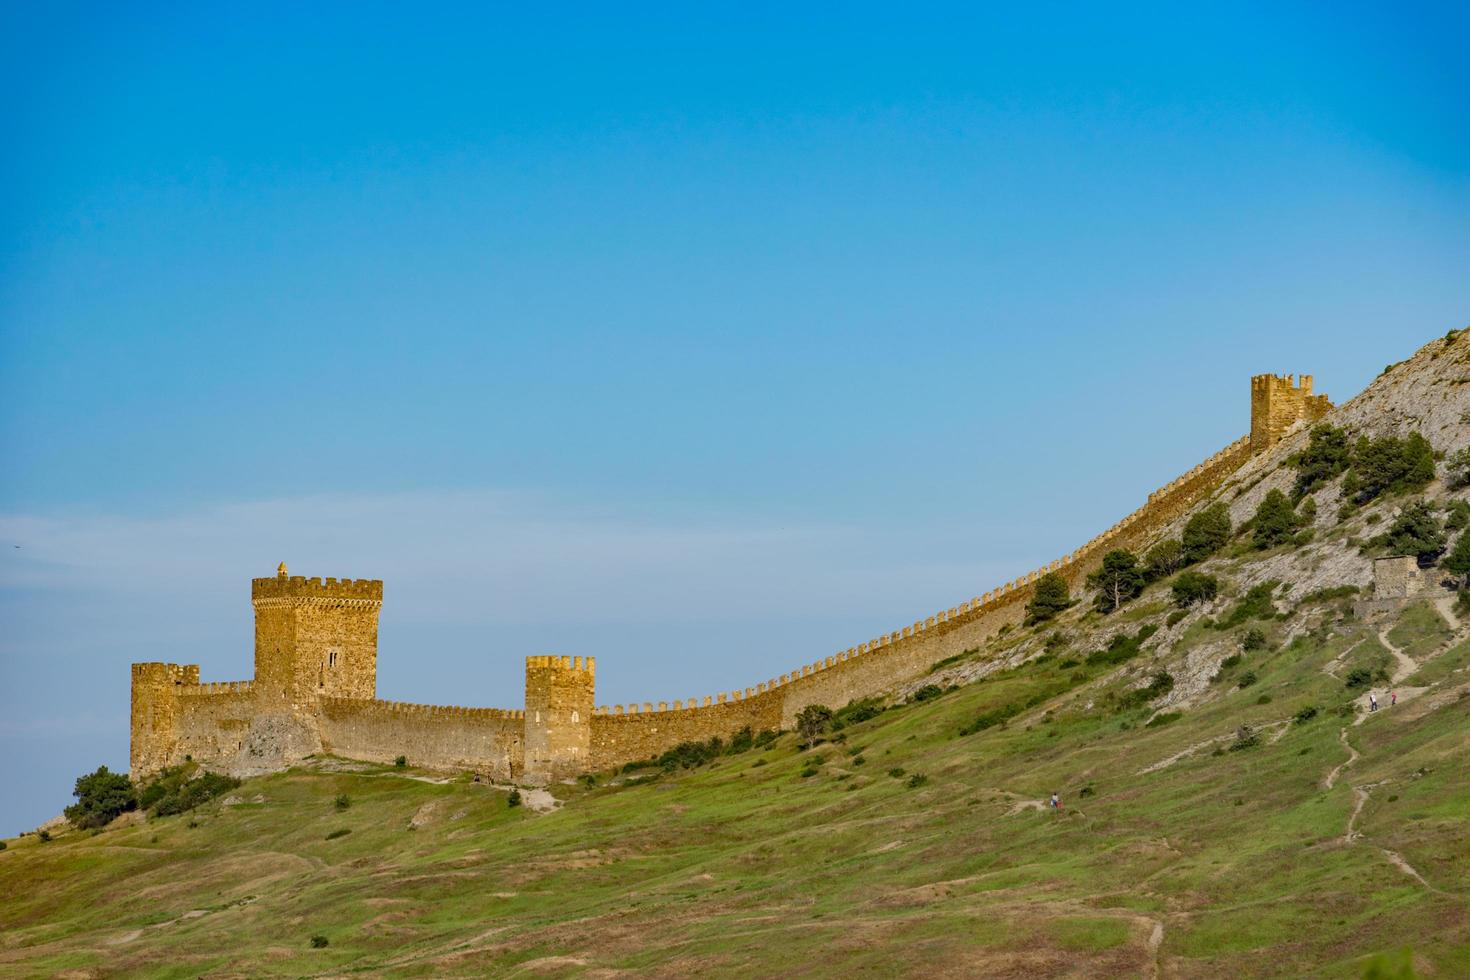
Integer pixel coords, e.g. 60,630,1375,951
251,573,383,604
1250,373,1332,453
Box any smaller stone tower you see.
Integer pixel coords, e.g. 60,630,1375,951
251,564,383,710
523,655,595,782
1250,374,1332,454
129,661,199,778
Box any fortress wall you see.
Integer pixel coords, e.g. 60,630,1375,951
172,686,260,767
588,691,784,770
580,435,1254,768
317,697,525,779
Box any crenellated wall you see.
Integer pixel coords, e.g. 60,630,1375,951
131,375,1308,782
318,697,525,779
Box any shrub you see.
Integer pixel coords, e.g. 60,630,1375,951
579,774,598,788
1241,628,1268,651
852,755,866,766
1088,550,1145,613
1293,705,1319,724
1218,581,1280,628
1228,725,1260,751
64,766,137,830
1380,502,1446,564
1143,539,1185,582
1183,503,1233,564
1044,632,1070,654
799,766,819,778
1300,585,1359,604
657,736,730,771
959,704,1021,736
754,729,779,748
1025,571,1073,624
796,704,834,748
1084,624,1158,668
38,830,52,842
394,755,407,768
1236,670,1258,689
726,727,755,754
833,698,884,729
887,767,906,778
1345,668,1374,689
334,794,351,812
1119,671,1174,710
751,757,767,767
310,935,329,949
911,684,944,703
1252,489,1306,549
507,789,522,807
1292,425,1351,497
1445,530,1470,587
1445,499,1470,533
1345,432,1436,504
906,773,929,789
0,840,6,851
1172,571,1219,608
325,828,351,840
146,769,242,817
1166,610,1187,627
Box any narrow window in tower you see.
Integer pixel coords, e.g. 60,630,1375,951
571,710,580,724
328,650,338,668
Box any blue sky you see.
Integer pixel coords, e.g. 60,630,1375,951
1,3,1467,835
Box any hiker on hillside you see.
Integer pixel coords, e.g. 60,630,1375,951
1369,692,1378,712
1050,791,1060,810
1391,691,1397,706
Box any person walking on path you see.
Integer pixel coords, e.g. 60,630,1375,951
1050,791,1060,810
1391,691,1397,706
1369,692,1378,712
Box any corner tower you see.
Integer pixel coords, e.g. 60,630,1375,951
129,662,199,778
1250,374,1332,454
523,655,595,782
251,563,383,709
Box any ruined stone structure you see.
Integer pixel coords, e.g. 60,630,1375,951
1371,555,1427,600
132,374,1330,783
1250,373,1332,453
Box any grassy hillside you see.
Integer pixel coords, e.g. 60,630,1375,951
2,584,1467,977
4,331,1468,977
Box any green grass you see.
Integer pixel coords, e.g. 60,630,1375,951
1,607,1466,977
1387,601,1454,661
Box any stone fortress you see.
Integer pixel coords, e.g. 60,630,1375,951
131,375,1329,784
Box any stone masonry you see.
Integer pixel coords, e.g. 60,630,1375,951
131,374,1330,783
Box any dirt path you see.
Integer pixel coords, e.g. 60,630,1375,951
1323,728,1358,790
1137,720,1288,775
1435,593,1463,631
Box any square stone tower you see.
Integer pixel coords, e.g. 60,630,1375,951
523,655,595,782
1250,374,1332,454
251,563,383,709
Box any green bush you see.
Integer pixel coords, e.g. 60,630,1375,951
906,773,929,789
325,828,351,840
64,766,137,830
851,755,866,766
959,703,1022,735
1171,571,1219,608
145,768,242,817
0,840,7,851
1344,667,1374,689
1218,581,1280,628
1084,624,1158,667
1446,530,1470,587
1236,670,1258,689
1166,610,1187,627
38,830,52,842
1292,425,1351,497
1241,628,1268,651
832,698,884,729
1293,705,1319,724
394,755,407,768
1379,502,1446,563
1182,504,1233,563
1088,549,1145,613
911,684,944,703
887,767,906,778
1143,539,1185,582
1444,498,1470,532
507,789,522,808
310,935,329,949
1447,448,1470,490
1252,489,1307,549
334,794,351,812
1344,432,1436,504
1025,571,1073,625
1228,725,1260,752
1118,671,1175,710
726,727,755,754
796,704,834,748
